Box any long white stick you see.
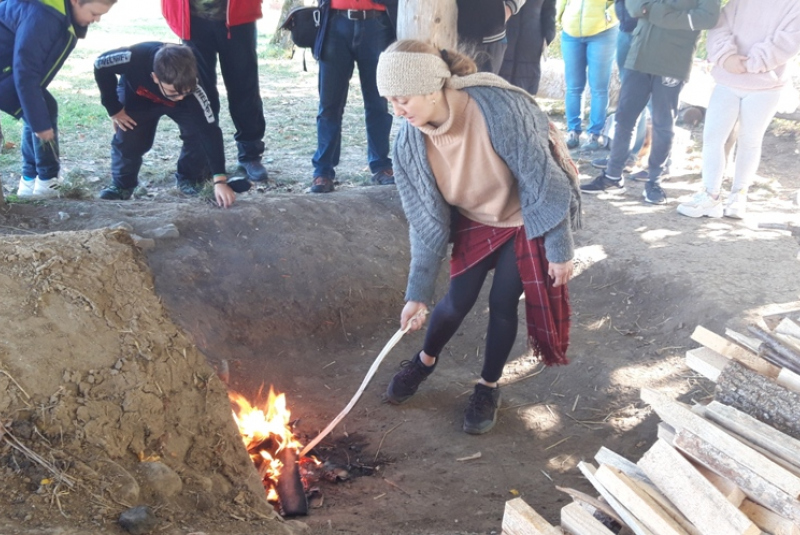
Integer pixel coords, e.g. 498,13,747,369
300,316,420,457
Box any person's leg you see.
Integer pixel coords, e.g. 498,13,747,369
185,16,221,119
168,109,212,191
730,87,782,193
560,31,587,136
605,70,651,178
615,30,632,73
355,13,394,175
109,108,160,191
646,76,683,186
217,21,266,165
18,121,38,196
700,84,741,196
312,13,356,181
585,26,618,136
32,90,60,181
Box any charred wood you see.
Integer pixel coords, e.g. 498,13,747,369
276,447,308,517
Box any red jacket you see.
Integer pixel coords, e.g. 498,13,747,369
162,0,263,39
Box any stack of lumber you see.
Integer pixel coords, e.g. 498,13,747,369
502,316,800,535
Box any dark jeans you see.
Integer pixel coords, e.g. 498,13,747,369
111,91,208,189
313,11,394,179
186,16,265,163
606,69,683,184
21,89,59,180
423,238,524,384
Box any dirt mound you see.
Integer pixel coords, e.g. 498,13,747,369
0,229,294,534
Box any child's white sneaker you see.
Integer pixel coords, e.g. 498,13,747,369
677,190,723,218
724,190,747,219
32,177,60,199
16,177,35,198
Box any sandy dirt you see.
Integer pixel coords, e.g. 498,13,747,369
0,117,799,535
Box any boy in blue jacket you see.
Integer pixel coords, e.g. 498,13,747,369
0,0,117,199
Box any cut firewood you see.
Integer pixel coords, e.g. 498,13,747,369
657,422,676,445
776,318,800,344
691,326,780,378
577,462,656,535
739,499,800,535
673,429,800,525
777,367,800,393
748,325,800,371
703,401,800,471
502,497,561,535
642,387,800,498
556,486,623,526
685,346,729,382
594,464,690,535
715,361,800,440
693,463,746,506
561,502,615,535
637,439,761,535
725,328,762,354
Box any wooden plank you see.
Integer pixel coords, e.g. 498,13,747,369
595,464,690,535
674,429,800,525
725,328,762,353
637,439,761,535
502,497,560,535
740,499,800,535
556,486,623,526
685,347,729,382
577,462,656,535
693,463,746,506
776,318,800,342
704,401,800,471
657,422,676,445
777,367,800,393
641,387,800,498
561,502,615,535
691,326,780,378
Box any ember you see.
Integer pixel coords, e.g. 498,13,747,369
229,387,318,516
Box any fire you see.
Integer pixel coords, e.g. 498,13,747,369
229,387,317,504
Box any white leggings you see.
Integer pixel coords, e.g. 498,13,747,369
702,84,783,196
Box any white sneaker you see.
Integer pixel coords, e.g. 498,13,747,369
724,190,747,219
677,190,722,218
17,177,35,198
32,177,60,199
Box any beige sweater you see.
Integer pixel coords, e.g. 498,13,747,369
418,88,523,228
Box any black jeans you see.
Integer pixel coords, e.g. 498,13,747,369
606,69,683,184
186,17,266,163
423,238,524,383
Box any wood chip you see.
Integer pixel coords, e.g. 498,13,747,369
456,452,481,462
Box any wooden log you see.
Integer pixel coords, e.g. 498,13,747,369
396,0,457,49
276,447,308,516
577,462,656,535
502,497,561,535
691,326,780,378
715,361,800,440
637,439,761,535
776,318,800,343
748,325,800,374
673,429,800,525
595,464,691,535
777,368,800,393
703,401,800,471
561,502,615,535
685,347,729,382
740,499,800,535
725,328,762,354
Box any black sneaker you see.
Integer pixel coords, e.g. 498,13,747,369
226,176,252,193
99,185,134,200
463,384,501,435
371,168,395,186
580,172,625,194
238,160,269,182
643,183,667,205
385,352,435,405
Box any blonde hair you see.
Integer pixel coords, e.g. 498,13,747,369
383,40,477,77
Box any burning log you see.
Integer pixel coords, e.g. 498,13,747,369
276,447,308,516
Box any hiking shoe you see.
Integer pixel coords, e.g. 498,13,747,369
385,352,435,405
591,156,635,171
580,172,625,194
371,168,395,186
581,134,606,151
724,190,747,219
177,180,202,195
17,177,35,198
463,384,501,435
238,160,269,182
566,131,580,149
310,176,334,194
99,184,134,200
677,191,722,218
32,178,60,199
643,182,667,205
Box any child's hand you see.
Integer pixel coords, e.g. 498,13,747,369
214,181,236,209
723,55,748,74
111,110,137,132
35,129,55,142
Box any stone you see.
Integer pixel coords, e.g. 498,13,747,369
118,506,158,535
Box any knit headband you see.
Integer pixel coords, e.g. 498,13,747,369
376,51,452,97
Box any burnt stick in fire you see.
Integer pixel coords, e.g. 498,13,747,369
277,447,308,516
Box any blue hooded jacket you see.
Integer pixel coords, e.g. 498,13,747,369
0,0,89,133
614,0,638,33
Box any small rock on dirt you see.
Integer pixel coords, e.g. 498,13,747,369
135,461,182,502
130,234,155,250
118,505,158,535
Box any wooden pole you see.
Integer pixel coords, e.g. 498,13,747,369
396,0,458,49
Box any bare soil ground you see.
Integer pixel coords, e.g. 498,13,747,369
1,111,799,535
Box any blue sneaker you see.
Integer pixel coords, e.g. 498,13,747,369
580,172,625,194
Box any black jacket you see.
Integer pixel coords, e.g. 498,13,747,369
615,0,637,33
499,0,556,94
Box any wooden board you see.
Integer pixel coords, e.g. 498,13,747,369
502,497,561,535
637,439,761,535
561,502,614,535
691,326,780,378
740,499,800,535
577,462,656,535
641,387,800,498
777,368,800,393
685,347,729,382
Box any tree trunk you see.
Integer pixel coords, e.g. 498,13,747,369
271,0,304,48
397,0,458,49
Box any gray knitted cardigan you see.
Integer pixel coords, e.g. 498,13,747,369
394,83,580,304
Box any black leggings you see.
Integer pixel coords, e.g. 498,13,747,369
422,238,524,383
